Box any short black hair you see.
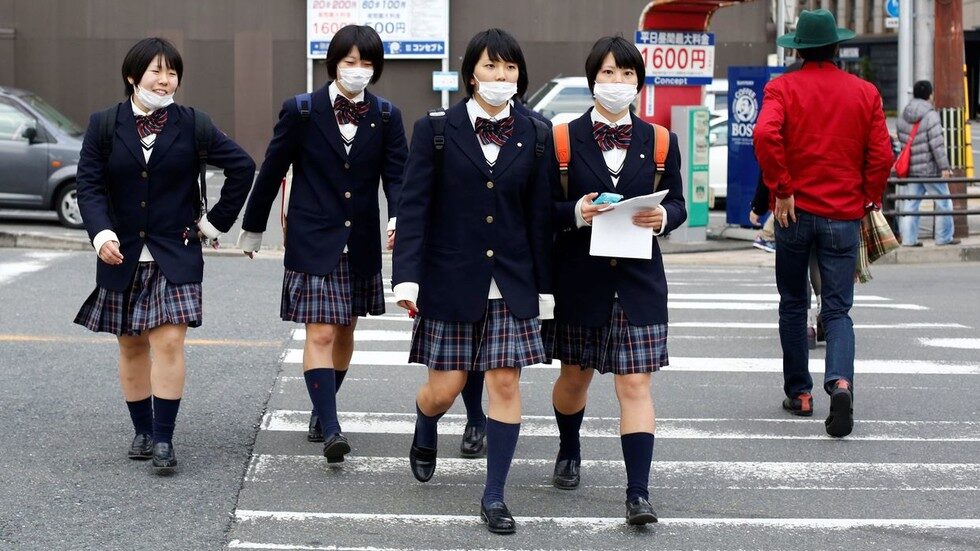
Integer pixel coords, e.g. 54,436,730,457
121,38,183,97
797,43,839,62
460,29,529,97
913,80,933,100
326,25,385,84
585,36,646,94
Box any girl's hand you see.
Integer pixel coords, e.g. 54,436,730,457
98,241,124,265
632,208,664,232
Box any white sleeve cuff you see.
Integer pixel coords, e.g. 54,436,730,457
574,196,590,228
538,294,555,320
386,217,396,232
652,205,668,236
393,282,419,307
93,229,119,255
237,230,263,252
198,216,221,240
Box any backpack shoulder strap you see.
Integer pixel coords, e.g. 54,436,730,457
98,105,118,161
191,108,215,219
294,93,312,122
376,96,392,124
427,108,448,179
529,117,548,158
552,123,571,199
652,123,670,191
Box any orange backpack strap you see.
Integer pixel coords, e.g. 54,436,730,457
553,123,571,199
652,123,669,191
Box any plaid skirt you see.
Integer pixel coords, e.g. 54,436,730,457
543,301,668,375
280,254,384,325
409,299,545,372
74,262,202,336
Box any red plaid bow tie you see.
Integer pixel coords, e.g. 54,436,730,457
474,116,515,147
592,122,632,152
334,95,370,125
135,109,168,139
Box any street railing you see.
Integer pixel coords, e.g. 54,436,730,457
882,176,980,217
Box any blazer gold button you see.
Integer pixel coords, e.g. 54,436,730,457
139,231,146,238
610,259,618,267
486,181,494,189
344,220,352,227
486,216,494,223
344,163,351,169
486,249,494,258
345,192,352,199
141,171,148,178
140,201,146,208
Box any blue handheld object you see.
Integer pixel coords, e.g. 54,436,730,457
593,192,623,205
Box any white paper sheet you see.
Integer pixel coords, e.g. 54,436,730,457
589,190,669,259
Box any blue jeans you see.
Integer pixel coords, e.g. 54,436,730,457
775,211,859,398
899,182,955,245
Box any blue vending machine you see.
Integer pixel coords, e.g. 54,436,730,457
726,66,785,226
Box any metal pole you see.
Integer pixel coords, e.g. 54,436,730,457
777,0,786,66
898,0,914,115
913,0,934,83
306,59,314,94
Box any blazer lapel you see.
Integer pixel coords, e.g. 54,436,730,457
447,102,492,180
571,114,616,192
347,92,378,162
491,115,532,179
311,84,348,161
115,103,146,168
616,115,651,193
147,105,180,169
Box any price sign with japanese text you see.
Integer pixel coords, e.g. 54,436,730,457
635,31,715,86
308,0,448,59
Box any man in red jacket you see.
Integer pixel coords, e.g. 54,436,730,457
754,9,894,438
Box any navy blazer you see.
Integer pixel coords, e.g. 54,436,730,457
76,103,256,291
551,109,687,327
241,85,407,278
392,99,553,323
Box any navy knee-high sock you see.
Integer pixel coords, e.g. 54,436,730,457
482,418,521,505
126,397,153,436
151,396,181,445
461,372,487,429
554,407,585,461
334,369,348,393
305,368,340,437
621,432,655,501
414,403,445,450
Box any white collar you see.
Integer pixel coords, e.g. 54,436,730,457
591,107,631,127
329,81,365,105
467,97,512,128
131,99,155,117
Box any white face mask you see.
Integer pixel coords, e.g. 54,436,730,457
135,84,175,111
475,80,518,107
338,67,374,94
593,82,637,115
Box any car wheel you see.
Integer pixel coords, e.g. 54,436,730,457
55,182,85,229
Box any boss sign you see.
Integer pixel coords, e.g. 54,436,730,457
635,31,715,86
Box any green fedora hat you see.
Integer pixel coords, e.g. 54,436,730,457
777,9,856,49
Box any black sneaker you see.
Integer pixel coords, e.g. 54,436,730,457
826,380,854,438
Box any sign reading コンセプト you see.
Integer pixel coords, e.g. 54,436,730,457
307,0,449,59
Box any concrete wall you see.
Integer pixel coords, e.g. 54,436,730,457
0,0,770,159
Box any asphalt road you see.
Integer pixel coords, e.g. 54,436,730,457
1,248,977,549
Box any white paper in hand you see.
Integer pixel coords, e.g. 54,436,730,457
589,190,669,259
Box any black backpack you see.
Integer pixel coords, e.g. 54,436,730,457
293,92,392,129
98,104,214,219
426,108,549,182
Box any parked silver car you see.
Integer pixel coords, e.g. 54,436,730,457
0,86,84,228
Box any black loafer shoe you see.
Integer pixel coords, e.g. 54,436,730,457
826,382,854,438
480,500,516,534
307,412,324,443
459,424,486,458
151,442,177,474
409,443,437,482
128,433,153,460
322,433,351,463
625,497,658,525
552,457,581,489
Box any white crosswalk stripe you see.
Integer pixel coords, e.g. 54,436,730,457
228,267,980,549
0,251,67,286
